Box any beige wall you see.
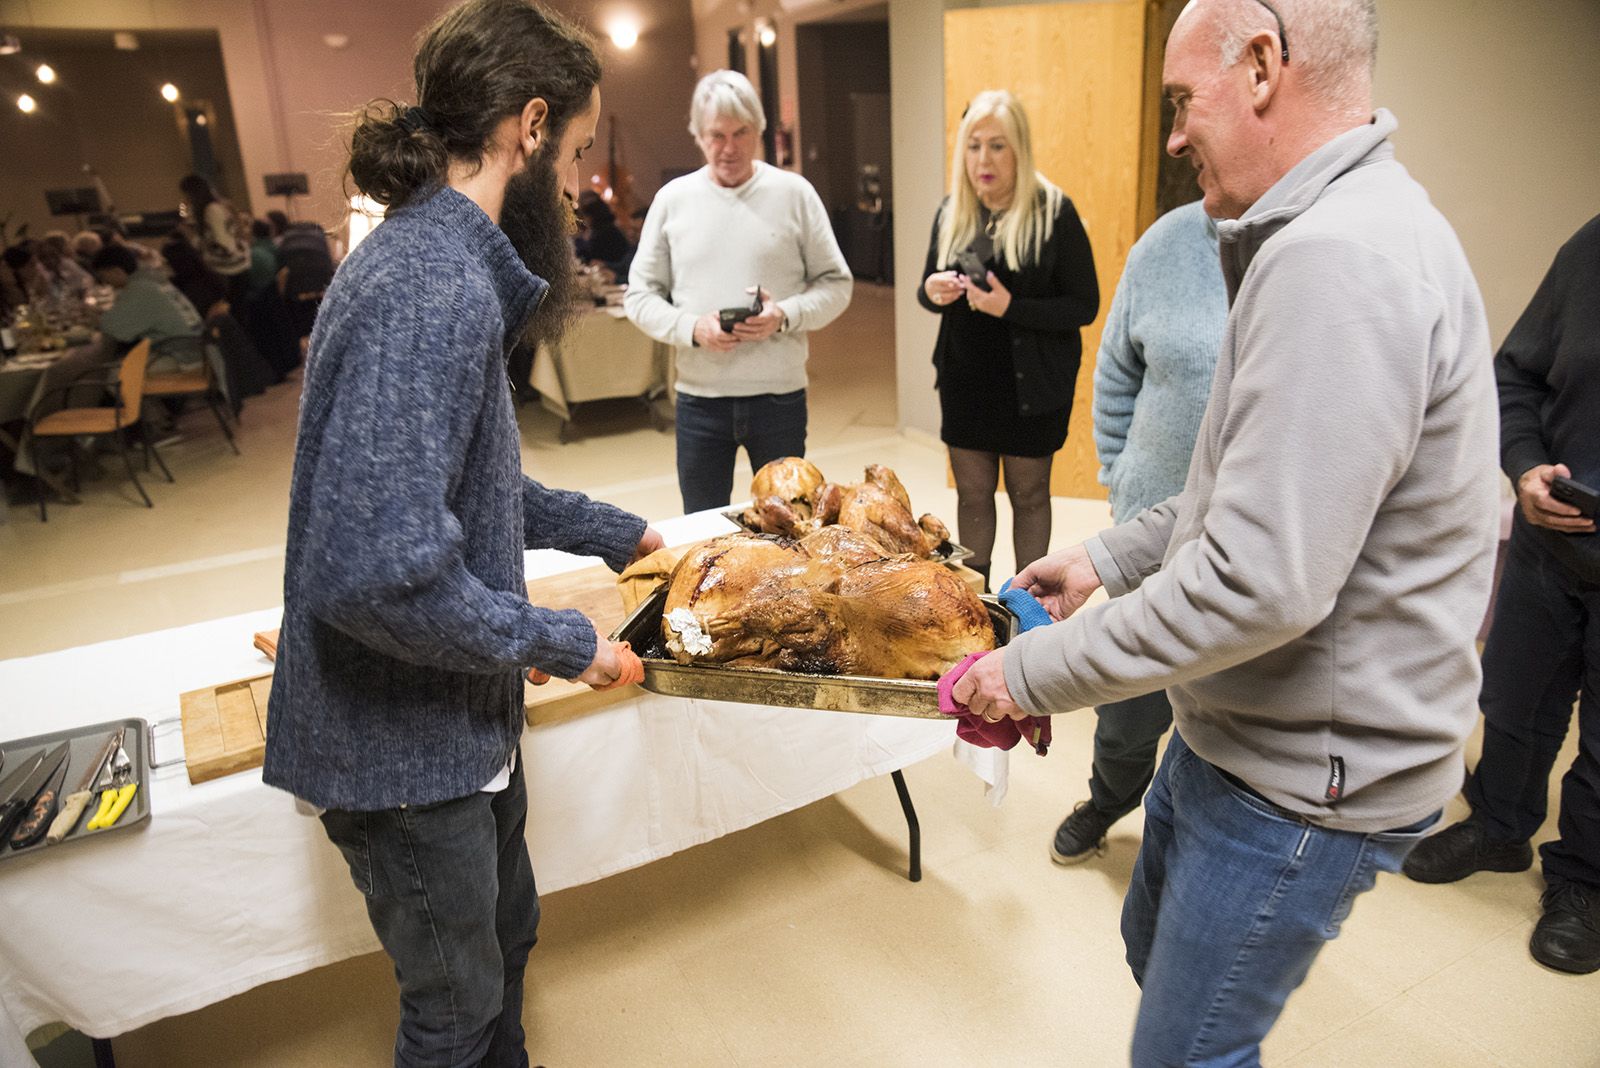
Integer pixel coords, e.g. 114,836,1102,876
1373,0,1600,345
886,0,1600,454
1,0,701,238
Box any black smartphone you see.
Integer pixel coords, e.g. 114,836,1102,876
1551,474,1600,518
719,286,764,332
955,250,991,292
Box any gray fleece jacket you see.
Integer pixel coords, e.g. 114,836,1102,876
1003,111,1500,833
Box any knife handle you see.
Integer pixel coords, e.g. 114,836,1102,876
45,790,93,844
86,789,117,831
9,786,59,849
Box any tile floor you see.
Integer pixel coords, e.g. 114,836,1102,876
7,283,1595,1066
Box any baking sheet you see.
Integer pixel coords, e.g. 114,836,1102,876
720,509,975,565
612,586,1016,718
0,717,150,863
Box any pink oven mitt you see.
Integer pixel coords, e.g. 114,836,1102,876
937,652,1051,756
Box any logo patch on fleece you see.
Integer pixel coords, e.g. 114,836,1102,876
1325,756,1346,802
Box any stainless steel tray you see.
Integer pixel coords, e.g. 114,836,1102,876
720,509,975,566
0,717,151,864
611,586,1016,719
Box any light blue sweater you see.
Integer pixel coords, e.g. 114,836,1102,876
1092,201,1227,524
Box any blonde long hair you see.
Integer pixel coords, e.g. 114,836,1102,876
936,90,1062,272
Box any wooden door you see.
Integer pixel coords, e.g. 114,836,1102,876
944,0,1154,499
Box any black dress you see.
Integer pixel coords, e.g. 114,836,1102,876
919,197,1099,458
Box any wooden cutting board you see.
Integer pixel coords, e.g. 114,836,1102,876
181,565,638,784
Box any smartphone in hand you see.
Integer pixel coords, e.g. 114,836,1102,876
1551,474,1600,518
719,286,765,332
955,250,992,292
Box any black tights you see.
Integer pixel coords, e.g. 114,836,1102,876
948,446,1054,577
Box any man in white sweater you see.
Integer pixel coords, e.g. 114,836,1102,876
625,70,852,513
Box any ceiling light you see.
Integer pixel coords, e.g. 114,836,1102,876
195,113,208,126
114,32,139,51
323,33,349,49
161,82,179,102
36,63,56,84
609,21,639,49
17,93,37,114
758,23,777,48
0,35,20,56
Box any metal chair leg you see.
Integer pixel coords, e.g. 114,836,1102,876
208,393,240,455
141,424,174,483
113,432,153,508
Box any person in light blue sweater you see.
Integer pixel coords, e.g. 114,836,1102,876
1050,199,1228,864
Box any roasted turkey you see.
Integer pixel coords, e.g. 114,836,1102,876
742,459,952,558
661,530,994,679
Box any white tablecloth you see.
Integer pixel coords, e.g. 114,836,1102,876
0,509,1001,1062
529,305,669,424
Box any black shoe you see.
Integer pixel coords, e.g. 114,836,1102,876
1530,881,1600,974
1050,800,1118,866
1401,817,1532,884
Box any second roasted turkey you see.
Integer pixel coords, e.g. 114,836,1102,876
739,459,953,559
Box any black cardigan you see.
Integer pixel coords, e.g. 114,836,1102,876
918,194,1100,415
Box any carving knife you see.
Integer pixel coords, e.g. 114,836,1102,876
9,754,70,849
45,729,122,844
0,742,69,844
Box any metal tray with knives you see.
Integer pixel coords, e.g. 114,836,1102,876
719,510,976,566
610,586,1017,719
0,717,150,864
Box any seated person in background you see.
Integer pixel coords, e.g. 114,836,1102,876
245,219,280,299
2,243,32,315
274,222,335,342
160,234,229,320
71,231,103,273
92,244,204,372
27,232,95,312
574,190,634,281
265,210,290,240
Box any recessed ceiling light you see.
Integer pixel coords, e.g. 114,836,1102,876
161,82,180,102
609,21,639,49
36,63,56,84
18,93,37,114
114,32,139,51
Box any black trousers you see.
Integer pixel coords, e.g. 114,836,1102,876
1466,518,1600,888
321,756,539,1068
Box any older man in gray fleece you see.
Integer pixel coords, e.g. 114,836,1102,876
953,0,1499,1062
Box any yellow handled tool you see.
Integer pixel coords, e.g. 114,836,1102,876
99,784,137,829
86,788,119,831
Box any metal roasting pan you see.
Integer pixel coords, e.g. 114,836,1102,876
611,586,1017,719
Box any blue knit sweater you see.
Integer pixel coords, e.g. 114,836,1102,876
263,187,647,811
1092,201,1228,524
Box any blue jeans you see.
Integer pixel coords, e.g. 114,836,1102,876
675,389,808,513
321,756,539,1068
1123,734,1437,1067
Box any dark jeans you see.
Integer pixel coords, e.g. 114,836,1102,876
675,388,807,513
1466,519,1600,888
1124,733,1437,1065
1089,688,1174,819
321,756,539,1068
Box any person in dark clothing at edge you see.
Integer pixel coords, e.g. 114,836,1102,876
261,2,662,1064
1404,214,1600,975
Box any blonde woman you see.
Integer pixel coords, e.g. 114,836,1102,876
919,90,1098,588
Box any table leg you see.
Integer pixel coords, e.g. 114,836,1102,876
93,1036,116,1067
890,768,921,883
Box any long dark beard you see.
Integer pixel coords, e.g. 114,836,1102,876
500,143,582,351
